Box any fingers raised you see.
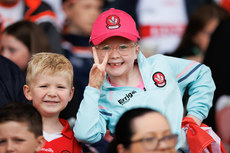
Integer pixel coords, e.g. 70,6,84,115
101,51,109,70
92,47,99,64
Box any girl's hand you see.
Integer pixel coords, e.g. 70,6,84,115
186,115,202,126
88,47,109,90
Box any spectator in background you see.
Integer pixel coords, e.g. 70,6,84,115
106,108,177,153
0,20,51,72
42,0,66,30
0,55,28,107
60,0,104,121
203,18,230,133
0,0,62,53
167,3,229,63
0,102,45,153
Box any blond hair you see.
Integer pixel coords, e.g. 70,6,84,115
26,52,73,87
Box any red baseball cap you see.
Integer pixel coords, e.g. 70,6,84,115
89,8,140,45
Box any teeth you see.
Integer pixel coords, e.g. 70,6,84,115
110,63,120,66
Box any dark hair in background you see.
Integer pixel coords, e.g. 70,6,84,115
3,20,51,54
106,108,158,153
0,102,43,137
203,18,230,131
172,3,229,57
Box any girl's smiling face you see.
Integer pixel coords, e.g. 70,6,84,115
96,36,140,78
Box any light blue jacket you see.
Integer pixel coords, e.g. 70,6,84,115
74,52,215,148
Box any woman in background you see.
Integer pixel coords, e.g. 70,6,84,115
106,108,177,153
0,20,51,72
168,3,229,63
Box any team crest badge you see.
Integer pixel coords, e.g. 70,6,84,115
153,72,166,87
106,15,120,29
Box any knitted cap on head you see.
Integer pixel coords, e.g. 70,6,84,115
89,8,140,45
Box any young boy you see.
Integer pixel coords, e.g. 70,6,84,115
0,102,45,153
73,8,216,151
23,52,82,153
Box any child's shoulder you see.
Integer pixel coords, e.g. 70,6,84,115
148,53,165,59
146,53,168,64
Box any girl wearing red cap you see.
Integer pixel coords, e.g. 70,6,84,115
74,8,216,152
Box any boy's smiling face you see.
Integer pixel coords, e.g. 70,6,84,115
24,72,74,117
0,121,44,153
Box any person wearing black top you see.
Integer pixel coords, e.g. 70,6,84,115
0,55,28,107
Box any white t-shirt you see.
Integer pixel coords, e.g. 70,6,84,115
43,131,62,142
0,0,24,29
136,0,188,55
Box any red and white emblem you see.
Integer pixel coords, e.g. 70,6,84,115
153,72,166,87
106,15,120,29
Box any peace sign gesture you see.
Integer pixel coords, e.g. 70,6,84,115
88,47,109,89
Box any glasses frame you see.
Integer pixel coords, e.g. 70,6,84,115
130,134,178,151
94,43,138,56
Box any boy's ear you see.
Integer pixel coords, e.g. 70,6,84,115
35,136,45,152
68,86,75,102
23,85,32,101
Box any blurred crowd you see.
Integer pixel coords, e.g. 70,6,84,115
0,0,230,152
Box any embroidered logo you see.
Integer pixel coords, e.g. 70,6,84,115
106,15,120,29
118,91,137,105
153,72,166,87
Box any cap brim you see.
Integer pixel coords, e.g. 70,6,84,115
90,31,140,45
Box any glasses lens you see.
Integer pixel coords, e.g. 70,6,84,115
118,44,136,55
161,135,178,148
97,45,111,55
118,44,129,55
142,136,158,150
142,134,177,151
96,43,136,56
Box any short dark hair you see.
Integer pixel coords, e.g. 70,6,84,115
0,102,43,137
